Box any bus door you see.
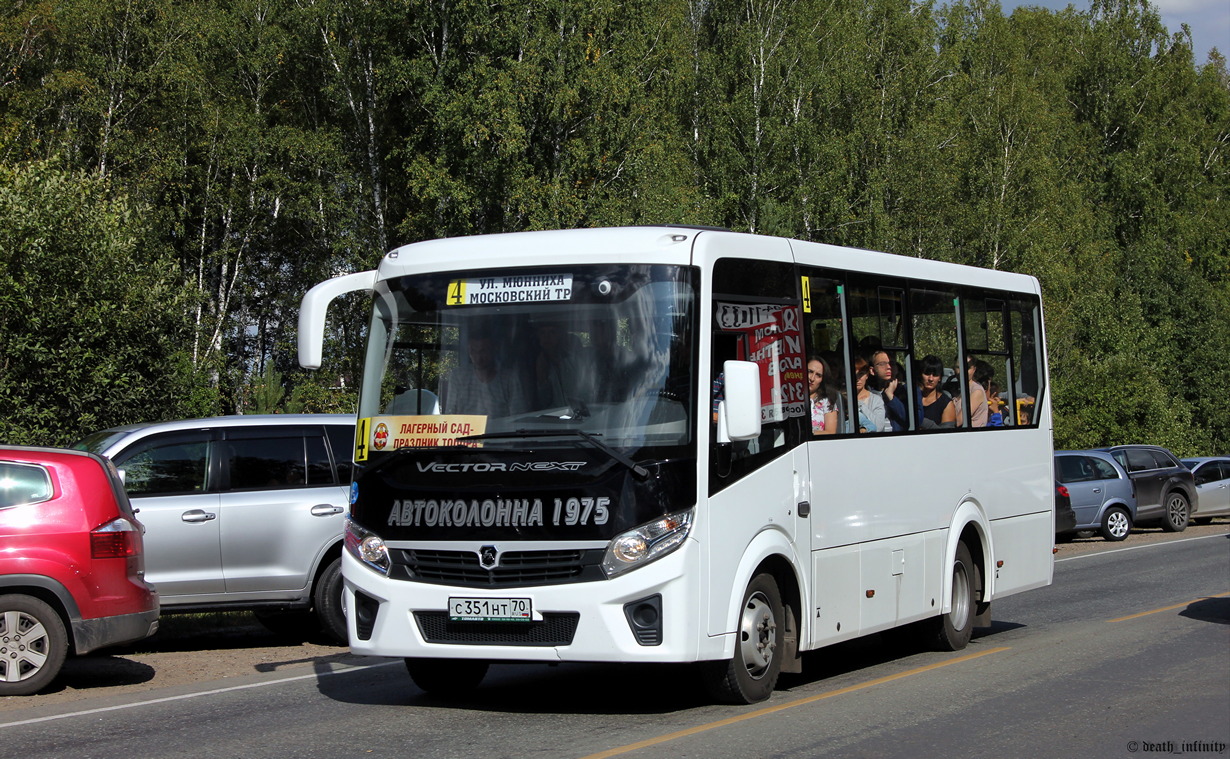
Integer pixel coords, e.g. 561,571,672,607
705,255,808,637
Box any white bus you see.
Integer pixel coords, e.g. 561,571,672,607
298,226,1054,703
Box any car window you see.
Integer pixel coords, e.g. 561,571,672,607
306,434,333,485
1056,457,1091,483
1193,461,1228,486
0,461,53,508
1153,450,1181,469
325,425,355,484
226,434,307,491
116,436,211,495
1124,448,1157,472
1087,457,1120,480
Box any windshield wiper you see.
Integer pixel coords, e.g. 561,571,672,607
457,429,650,480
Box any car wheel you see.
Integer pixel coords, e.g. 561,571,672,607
1100,506,1132,542
702,572,784,704
927,542,976,651
0,594,68,696
1161,492,1190,532
314,557,347,644
405,658,489,697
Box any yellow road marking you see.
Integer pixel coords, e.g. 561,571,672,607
1108,591,1230,623
577,646,1011,759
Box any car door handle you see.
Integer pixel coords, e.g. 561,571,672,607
1092,488,1101,493
797,501,811,518
181,509,217,523
311,504,345,516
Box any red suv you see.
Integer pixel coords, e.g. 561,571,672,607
0,446,159,695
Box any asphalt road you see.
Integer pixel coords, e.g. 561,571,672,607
2,529,1227,759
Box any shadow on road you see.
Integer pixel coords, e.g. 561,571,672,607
1180,596,1230,625
309,619,1031,715
47,656,157,693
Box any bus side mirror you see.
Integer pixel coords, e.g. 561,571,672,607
298,270,378,369
718,360,762,443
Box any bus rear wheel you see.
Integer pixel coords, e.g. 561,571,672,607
404,658,489,697
702,573,784,704
928,542,976,651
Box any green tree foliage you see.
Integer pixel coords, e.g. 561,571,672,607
0,161,212,445
0,0,1225,453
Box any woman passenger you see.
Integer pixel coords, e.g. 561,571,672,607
807,356,838,435
918,355,956,429
957,357,991,428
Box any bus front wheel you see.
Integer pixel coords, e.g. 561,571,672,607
703,573,784,704
404,658,489,697
929,542,976,652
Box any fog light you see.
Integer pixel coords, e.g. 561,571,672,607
354,591,380,641
624,594,663,646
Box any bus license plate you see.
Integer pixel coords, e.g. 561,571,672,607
448,597,532,622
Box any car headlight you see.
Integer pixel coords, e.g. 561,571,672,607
344,517,389,575
602,509,694,578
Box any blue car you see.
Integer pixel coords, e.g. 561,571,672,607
1055,450,1138,541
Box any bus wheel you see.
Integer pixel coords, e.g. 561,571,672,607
1161,492,1189,532
405,658,489,697
1100,506,1132,542
929,542,975,652
703,573,784,704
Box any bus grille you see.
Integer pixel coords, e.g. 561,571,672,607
413,612,580,646
390,548,606,587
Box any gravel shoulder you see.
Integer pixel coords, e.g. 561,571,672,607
4,520,1227,713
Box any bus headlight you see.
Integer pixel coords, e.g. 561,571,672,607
344,517,390,575
602,509,694,578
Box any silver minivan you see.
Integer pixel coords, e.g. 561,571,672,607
74,414,354,641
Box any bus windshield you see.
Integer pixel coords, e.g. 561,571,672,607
358,264,697,453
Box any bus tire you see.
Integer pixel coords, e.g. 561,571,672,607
929,542,976,652
1161,492,1189,532
703,572,784,704
0,594,68,696
405,658,489,697
1100,506,1132,542
314,557,347,644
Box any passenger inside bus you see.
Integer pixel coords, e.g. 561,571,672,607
442,327,528,416
587,318,633,403
532,319,592,411
917,355,956,429
955,357,992,428
870,349,908,432
852,355,887,433
807,356,838,435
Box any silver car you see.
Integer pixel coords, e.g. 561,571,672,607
1055,450,1138,541
1182,457,1230,524
74,414,354,642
